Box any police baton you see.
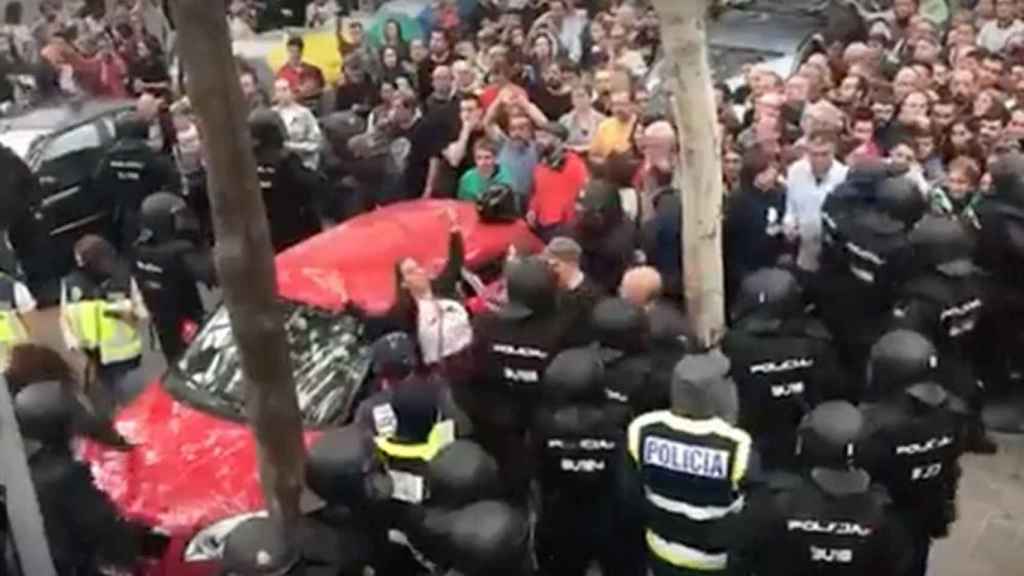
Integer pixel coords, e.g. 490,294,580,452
0,375,57,576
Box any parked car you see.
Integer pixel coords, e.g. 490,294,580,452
80,199,543,575
645,5,822,114
0,98,135,303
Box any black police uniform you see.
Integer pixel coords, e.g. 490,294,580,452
816,174,923,373
15,381,148,575
532,348,633,576
573,179,638,293
93,114,180,250
973,158,1024,393
249,110,323,253
724,268,841,470
465,257,571,500
859,383,965,576
132,193,213,361
889,215,993,451
592,298,675,417
728,402,915,576
622,352,751,576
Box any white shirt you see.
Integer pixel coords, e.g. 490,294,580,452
977,19,1024,53
785,157,849,272
275,103,323,170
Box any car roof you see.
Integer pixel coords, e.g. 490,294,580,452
709,7,820,56
274,199,542,314
0,98,135,132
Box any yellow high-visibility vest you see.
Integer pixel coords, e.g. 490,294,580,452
66,299,142,365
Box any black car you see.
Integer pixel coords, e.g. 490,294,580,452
0,98,135,303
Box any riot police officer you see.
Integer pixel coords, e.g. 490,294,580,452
532,348,632,576
572,179,638,293
892,214,995,453
221,515,375,575
728,401,915,575
591,297,675,416
0,262,35,370
864,330,940,401
94,112,180,250
249,109,323,253
15,380,148,574
623,351,749,576
723,267,841,470
132,192,214,361
60,235,147,417
973,154,1024,422
816,172,924,373
859,378,965,576
466,256,570,500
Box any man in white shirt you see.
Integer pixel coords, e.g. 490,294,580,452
272,79,323,171
784,131,849,273
977,0,1024,53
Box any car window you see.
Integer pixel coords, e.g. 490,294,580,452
169,301,372,427
38,122,102,164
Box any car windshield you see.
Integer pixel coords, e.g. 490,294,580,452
168,300,372,427
708,45,784,82
0,129,47,159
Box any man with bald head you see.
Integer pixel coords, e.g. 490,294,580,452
619,266,689,353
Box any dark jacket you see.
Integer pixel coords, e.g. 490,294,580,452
641,189,683,300
558,274,606,347
256,151,324,252
723,184,788,301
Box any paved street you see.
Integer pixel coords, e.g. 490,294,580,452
932,434,1024,575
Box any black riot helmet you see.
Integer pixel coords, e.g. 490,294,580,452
496,257,557,321
591,297,650,360
797,401,865,474
876,174,927,227
249,109,287,154
446,501,531,576
370,332,418,381
14,380,76,446
390,376,441,444
730,267,803,327
138,192,198,244
670,350,736,420
114,111,151,141
576,178,624,232
305,427,390,508
543,347,606,404
428,440,501,508
989,151,1024,211
477,182,521,223
908,214,978,275
866,330,939,398
221,516,299,576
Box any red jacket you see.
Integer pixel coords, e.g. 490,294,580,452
529,151,589,227
276,62,325,94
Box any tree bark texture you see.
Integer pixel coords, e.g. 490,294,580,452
651,0,727,350
168,0,306,554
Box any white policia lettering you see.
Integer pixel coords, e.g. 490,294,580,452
787,520,873,536
643,436,730,479
895,435,954,455
547,438,618,450
493,343,549,358
750,358,814,374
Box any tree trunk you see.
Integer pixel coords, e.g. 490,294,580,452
168,0,306,558
650,0,727,350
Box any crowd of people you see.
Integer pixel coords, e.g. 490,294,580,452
4,0,1024,575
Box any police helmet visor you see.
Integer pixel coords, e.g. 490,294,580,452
904,381,949,407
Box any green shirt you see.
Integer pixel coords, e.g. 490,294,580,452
457,167,513,202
